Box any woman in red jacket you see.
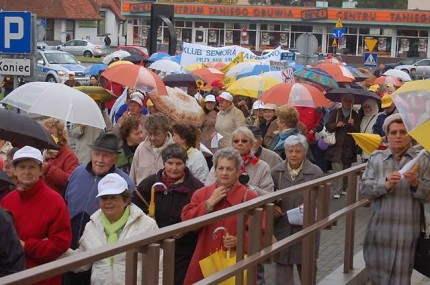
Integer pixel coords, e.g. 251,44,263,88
43,118,79,194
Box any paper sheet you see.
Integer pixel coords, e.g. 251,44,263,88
286,205,304,226
211,133,223,148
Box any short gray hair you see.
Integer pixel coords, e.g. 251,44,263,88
284,134,309,152
231,127,256,147
213,147,242,170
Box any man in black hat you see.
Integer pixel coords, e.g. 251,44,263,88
248,125,282,169
63,132,134,285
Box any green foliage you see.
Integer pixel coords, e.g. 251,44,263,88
75,56,103,63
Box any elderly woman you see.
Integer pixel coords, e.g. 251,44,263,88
71,173,162,285
171,123,209,183
214,92,246,148
1,146,72,285
130,113,174,185
360,98,379,162
43,118,79,194
117,117,145,174
206,127,274,196
271,134,324,285
360,113,430,285
134,144,204,285
181,147,259,284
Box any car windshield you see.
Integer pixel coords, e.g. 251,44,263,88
45,53,78,64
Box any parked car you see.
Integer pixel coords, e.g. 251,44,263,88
57,39,106,57
115,45,149,59
383,57,422,72
34,50,90,84
36,42,57,51
395,58,430,77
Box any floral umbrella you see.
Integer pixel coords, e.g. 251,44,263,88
293,67,339,89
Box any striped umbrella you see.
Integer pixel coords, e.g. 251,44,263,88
314,63,355,83
294,67,339,89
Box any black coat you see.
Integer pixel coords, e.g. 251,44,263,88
133,168,204,285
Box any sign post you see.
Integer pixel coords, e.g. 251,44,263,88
331,18,344,55
364,38,378,67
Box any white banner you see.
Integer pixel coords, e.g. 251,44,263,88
180,43,289,66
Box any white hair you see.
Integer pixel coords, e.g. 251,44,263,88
284,134,309,152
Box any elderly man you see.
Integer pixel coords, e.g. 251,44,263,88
64,132,134,285
360,113,430,285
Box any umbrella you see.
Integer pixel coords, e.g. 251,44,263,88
225,62,261,78
84,63,108,76
190,68,224,87
107,60,133,69
325,87,381,104
314,63,355,83
206,62,227,70
149,60,184,74
149,52,170,62
1,82,106,129
148,87,206,127
383,69,411,82
0,169,14,189
373,76,402,87
102,50,131,64
261,71,285,82
236,65,273,79
74,86,117,102
261,82,332,108
100,64,168,95
0,109,58,149
391,80,430,151
349,133,382,155
162,74,204,87
345,66,369,82
226,75,281,98
293,68,339,89
123,55,151,65
184,63,207,72
170,53,182,64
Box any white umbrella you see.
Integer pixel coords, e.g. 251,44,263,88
149,60,184,74
102,50,131,64
225,62,261,78
1,82,106,129
383,69,411,82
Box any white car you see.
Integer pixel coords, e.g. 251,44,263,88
395,58,430,77
35,50,90,84
57,39,107,58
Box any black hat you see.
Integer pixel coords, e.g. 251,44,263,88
247,125,262,138
89,132,121,153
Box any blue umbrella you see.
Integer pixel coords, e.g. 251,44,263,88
345,65,368,81
236,65,274,79
170,53,182,64
149,52,170,62
85,63,108,76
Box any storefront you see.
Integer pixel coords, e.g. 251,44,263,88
121,2,430,58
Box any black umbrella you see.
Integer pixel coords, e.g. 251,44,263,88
122,55,151,65
162,73,205,87
0,109,58,149
325,87,381,104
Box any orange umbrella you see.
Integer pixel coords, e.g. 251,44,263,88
190,68,224,87
261,82,332,108
206,62,227,70
314,63,355,83
107,60,133,69
100,64,167,95
373,76,402,87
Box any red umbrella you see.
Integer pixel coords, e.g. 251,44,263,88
100,64,167,95
206,62,227,70
314,63,355,83
190,68,224,87
373,76,402,87
261,82,332,108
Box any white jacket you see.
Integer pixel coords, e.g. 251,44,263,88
73,204,162,285
187,148,209,184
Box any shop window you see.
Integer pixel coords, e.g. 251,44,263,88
97,11,106,36
45,19,54,41
397,29,418,37
210,22,225,29
250,24,257,30
419,30,428,37
397,37,427,58
348,27,358,34
195,22,209,28
291,25,312,32
182,29,192,43
260,24,268,30
176,21,184,27
185,21,193,28
359,28,369,35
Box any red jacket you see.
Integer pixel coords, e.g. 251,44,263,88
44,145,79,194
296,106,323,144
1,179,72,285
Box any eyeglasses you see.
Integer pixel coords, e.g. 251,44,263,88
233,139,249,144
388,130,408,136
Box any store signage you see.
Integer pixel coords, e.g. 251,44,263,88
0,58,31,76
301,8,328,21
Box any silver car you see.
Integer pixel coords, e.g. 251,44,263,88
395,58,430,77
57,39,107,58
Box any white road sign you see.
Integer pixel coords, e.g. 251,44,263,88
0,58,31,76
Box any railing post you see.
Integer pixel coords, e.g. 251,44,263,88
236,212,247,285
125,250,138,285
141,243,161,284
264,203,275,248
247,208,263,285
162,239,175,285
301,187,317,285
343,172,358,273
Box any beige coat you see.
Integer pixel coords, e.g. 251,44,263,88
258,147,283,169
215,104,246,148
200,110,217,153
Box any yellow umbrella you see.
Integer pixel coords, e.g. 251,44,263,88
226,75,281,98
184,63,207,72
392,80,430,152
349,133,382,155
108,60,133,69
74,86,116,102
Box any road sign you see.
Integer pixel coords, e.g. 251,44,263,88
296,33,318,56
0,58,31,76
335,18,343,28
364,39,378,53
332,28,345,39
332,39,337,47
364,53,377,67
280,52,296,61
0,11,32,54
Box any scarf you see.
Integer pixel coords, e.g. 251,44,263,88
161,170,185,188
287,161,304,181
241,152,259,174
101,206,130,265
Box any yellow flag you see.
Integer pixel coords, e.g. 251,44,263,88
220,52,244,74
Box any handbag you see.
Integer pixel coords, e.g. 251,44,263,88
322,110,339,146
414,204,430,278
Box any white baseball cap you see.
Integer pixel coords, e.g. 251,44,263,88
204,95,216,102
130,92,143,106
96,173,128,198
252,100,264,110
216,91,233,102
13,146,43,165
261,103,277,110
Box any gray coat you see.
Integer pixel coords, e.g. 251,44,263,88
271,159,324,265
360,147,430,285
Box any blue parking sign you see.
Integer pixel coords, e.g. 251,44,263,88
0,11,32,54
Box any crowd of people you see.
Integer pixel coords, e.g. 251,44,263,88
0,57,429,285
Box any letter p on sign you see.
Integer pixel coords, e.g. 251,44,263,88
5,17,24,48
0,11,32,54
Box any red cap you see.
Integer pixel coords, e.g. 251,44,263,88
211,80,225,89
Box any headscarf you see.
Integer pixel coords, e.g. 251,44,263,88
360,99,379,133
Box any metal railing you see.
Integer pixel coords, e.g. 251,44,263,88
0,163,367,285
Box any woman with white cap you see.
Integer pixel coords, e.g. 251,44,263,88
200,94,218,153
69,173,162,285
